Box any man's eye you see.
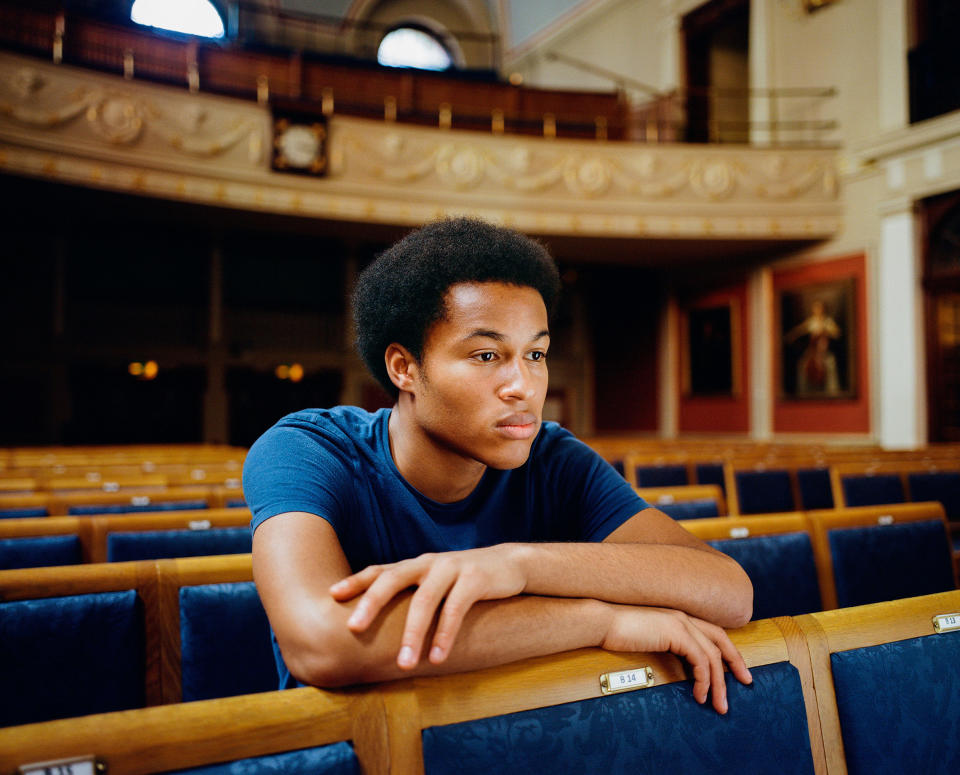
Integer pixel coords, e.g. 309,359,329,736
477,352,496,362
529,351,547,361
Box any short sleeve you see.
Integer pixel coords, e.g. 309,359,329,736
543,429,650,542
242,416,354,534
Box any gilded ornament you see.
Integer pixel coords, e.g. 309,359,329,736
436,145,484,189
87,95,143,144
690,159,735,199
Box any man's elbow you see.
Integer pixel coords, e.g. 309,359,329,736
723,560,754,628
279,618,371,688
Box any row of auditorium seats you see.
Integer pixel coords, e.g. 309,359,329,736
620,456,960,520
682,502,957,616
0,508,252,568
0,485,247,518
1,589,957,774
1,500,955,728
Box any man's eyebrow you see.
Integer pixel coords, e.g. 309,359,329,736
462,329,550,343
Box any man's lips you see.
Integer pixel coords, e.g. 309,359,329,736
495,413,539,439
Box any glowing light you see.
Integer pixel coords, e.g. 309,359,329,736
288,363,304,383
377,28,452,71
143,361,159,380
275,365,290,380
131,0,225,39
128,361,144,376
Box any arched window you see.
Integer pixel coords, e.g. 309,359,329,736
377,26,453,71
131,0,225,39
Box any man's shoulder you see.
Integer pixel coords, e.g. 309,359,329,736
272,405,387,441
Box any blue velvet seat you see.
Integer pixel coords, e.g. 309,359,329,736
107,528,252,562
735,470,795,514
0,590,145,726
840,474,904,507
422,661,815,774
179,581,277,701
0,534,82,570
828,519,955,608
69,500,209,515
695,463,726,495
658,499,720,520
830,630,960,775
709,532,822,619
0,507,48,519
226,498,248,508
796,468,833,510
171,743,359,775
633,464,688,488
908,471,960,521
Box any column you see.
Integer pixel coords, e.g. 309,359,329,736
203,238,229,443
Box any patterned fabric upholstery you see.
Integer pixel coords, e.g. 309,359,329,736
0,590,145,726
840,474,904,507
0,534,82,570
709,532,821,619
422,662,815,775
634,464,688,487
69,500,209,515
107,528,252,562
831,631,960,775
735,470,795,514
0,507,48,518
658,499,720,520
908,472,960,521
828,519,955,608
796,468,833,510
171,743,359,775
695,463,726,495
179,582,277,701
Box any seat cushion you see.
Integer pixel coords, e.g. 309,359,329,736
0,507,48,519
908,472,960,521
658,499,720,520
829,519,956,608
709,532,821,618
107,528,251,562
69,500,209,515
841,474,904,507
695,463,726,495
180,581,276,702
831,631,960,775
0,590,145,725
634,465,688,487
735,470,795,514
170,742,359,775
797,468,833,510
0,534,82,570
422,662,814,775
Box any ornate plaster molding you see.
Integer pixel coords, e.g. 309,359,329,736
0,52,841,240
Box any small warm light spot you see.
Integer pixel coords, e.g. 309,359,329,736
508,72,524,86
128,361,144,376
275,364,290,380
143,360,159,380
288,363,304,383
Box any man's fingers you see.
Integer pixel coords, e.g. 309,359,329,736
345,564,422,632
685,622,727,713
691,617,753,686
428,578,482,664
397,565,458,669
329,565,382,601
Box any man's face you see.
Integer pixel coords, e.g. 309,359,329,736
410,281,550,470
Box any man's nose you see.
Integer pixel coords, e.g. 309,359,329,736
498,358,537,401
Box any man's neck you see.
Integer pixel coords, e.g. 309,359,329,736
387,404,487,503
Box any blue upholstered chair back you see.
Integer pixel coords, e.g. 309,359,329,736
796,468,833,510
422,662,815,775
170,743,360,775
179,581,277,702
908,471,960,521
828,519,955,608
709,532,821,619
107,528,252,562
735,470,795,514
830,630,960,775
69,500,208,515
0,590,145,726
611,460,626,477
695,463,726,495
0,534,82,570
658,499,720,520
0,507,48,519
840,474,904,507
226,498,248,508
633,464,688,488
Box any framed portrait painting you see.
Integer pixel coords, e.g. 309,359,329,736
778,278,856,399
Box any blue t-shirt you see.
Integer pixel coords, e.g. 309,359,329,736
243,406,649,687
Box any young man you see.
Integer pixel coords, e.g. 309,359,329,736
244,218,753,714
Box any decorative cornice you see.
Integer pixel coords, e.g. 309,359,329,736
0,52,842,240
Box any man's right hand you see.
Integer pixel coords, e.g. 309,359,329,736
601,605,753,714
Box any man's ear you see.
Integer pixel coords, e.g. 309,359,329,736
384,343,419,393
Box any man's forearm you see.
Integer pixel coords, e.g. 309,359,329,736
514,541,752,628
